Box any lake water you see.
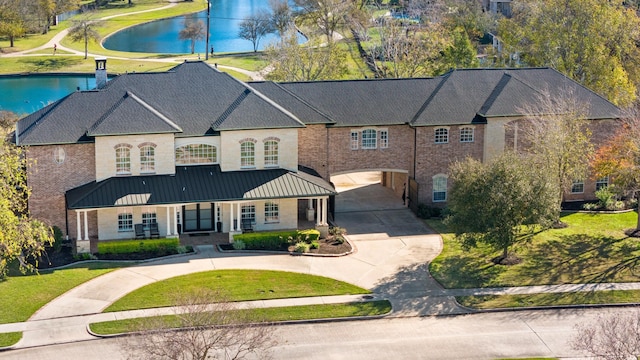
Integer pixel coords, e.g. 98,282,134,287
103,0,283,54
0,75,98,115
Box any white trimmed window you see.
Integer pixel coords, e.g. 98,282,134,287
140,145,155,173
435,128,449,144
264,140,279,167
115,145,131,175
433,174,448,202
142,209,157,230
350,131,359,150
596,176,609,191
460,127,474,143
53,147,66,164
241,204,256,222
571,180,584,194
117,209,133,232
380,130,389,148
240,141,255,168
361,129,377,149
264,201,279,223
175,144,217,165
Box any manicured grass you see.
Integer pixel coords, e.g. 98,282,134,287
429,211,640,289
105,269,370,312
458,290,640,309
90,300,392,335
0,332,21,348
0,262,126,325
0,56,177,74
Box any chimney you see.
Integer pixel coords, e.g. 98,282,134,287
95,57,107,89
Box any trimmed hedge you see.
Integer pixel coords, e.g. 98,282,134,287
233,229,321,251
97,238,181,255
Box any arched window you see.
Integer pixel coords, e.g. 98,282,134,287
432,174,448,202
361,129,377,149
264,140,279,167
241,141,255,168
53,147,66,164
140,145,155,173
115,145,131,175
175,144,217,165
435,128,449,144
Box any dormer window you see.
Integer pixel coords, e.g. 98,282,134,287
115,144,132,175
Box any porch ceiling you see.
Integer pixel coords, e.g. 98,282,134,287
66,165,336,210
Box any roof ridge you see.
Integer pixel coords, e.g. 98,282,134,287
268,82,336,124
16,92,74,143
87,92,129,136
212,89,251,129
127,92,183,132
409,72,451,125
477,73,513,116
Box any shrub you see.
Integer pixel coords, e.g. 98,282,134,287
329,226,346,236
49,226,65,252
298,229,320,242
232,240,246,250
97,238,181,256
310,240,319,249
233,229,320,251
582,202,599,211
417,204,441,219
294,242,310,253
595,185,618,210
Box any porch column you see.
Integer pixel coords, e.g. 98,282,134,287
83,210,89,240
321,197,328,225
166,207,171,235
315,197,321,226
76,210,81,240
236,202,241,231
229,202,235,232
306,198,315,221
173,206,178,235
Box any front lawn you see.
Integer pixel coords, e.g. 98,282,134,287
105,269,370,312
429,211,640,289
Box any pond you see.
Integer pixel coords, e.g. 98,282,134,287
0,74,100,115
103,0,289,54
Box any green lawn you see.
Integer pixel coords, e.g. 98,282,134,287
90,300,392,335
428,211,640,308
105,269,370,312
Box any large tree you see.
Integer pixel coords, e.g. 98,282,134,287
0,3,25,47
498,0,640,106
518,91,594,222
67,15,102,59
179,18,206,54
0,111,53,280
239,10,274,52
293,0,353,44
445,152,556,263
265,30,348,81
268,0,292,36
592,112,640,234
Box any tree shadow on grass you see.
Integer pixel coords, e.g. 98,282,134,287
429,255,507,289
17,57,83,72
516,234,637,285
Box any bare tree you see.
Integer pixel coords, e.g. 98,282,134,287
293,0,353,45
268,0,292,36
179,19,206,54
571,311,640,360
239,9,274,52
67,14,102,59
121,289,277,360
517,89,593,223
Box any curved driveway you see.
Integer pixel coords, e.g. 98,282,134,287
8,172,457,348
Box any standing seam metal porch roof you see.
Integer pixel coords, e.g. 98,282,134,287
65,165,336,210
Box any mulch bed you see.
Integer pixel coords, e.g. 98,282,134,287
219,237,352,255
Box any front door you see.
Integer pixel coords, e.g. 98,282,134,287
182,203,215,232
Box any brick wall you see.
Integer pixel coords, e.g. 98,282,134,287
298,124,329,179
414,125,485,206
26,144,96,240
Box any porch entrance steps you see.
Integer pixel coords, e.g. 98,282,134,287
179,232,228,246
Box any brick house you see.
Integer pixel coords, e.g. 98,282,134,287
14,60,620,252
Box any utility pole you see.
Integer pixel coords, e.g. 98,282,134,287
205,0,211,60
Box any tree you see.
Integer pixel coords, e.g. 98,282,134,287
441,26,479,70
179,18,206,54
571,311,640,360
121,289,277,360
518,90,594,222
239,10,274,52
265,30,348,81
592,112,640,234
293,0,353,44
268,0,292,36
445,152,556,263
368,20,451,78
67,15,102,59
0,112,53,280
0,4,25,47
498,0,640,106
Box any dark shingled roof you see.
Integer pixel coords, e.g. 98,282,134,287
66,165,336,210
17,62,304,145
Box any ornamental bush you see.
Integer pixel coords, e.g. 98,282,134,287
233,229,321,251
97,238,181,256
